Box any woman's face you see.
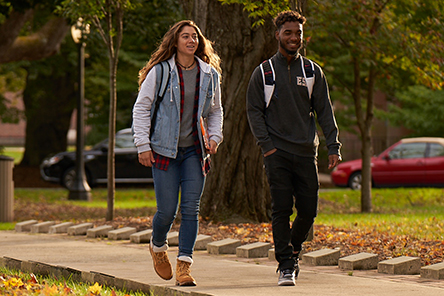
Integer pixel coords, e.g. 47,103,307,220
176,25,199,57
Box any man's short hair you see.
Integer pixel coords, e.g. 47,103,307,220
273,10,306,30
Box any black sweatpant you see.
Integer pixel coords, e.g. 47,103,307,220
263,149,319,271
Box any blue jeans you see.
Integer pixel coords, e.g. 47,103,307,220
263,149,319,271
151,146,205,258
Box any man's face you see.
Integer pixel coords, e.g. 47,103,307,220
276,21,303,56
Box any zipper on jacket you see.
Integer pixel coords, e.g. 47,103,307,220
288,64,291,83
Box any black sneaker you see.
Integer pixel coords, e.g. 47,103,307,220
278,269,295,286
294,258,300,279
292,251,300,279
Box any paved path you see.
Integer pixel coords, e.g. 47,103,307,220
1,231,443,296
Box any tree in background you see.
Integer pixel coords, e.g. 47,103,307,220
58,0,138,220
180,0,278,222
0,1,69,64
380,87,444,137
1,0,182,166
0,1,76,165
0,64,25,125
306,0,444,212
20,41,78,166
84,0,184,144
190,0,444,219
58,0,183,220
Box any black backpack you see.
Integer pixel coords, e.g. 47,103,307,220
149,61,171,139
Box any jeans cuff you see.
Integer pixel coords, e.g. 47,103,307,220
177,255,193,264
151,237,168,252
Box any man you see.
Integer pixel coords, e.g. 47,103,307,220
246,10,342,286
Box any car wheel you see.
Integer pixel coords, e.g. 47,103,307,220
348,172,362,190
62,167,93,190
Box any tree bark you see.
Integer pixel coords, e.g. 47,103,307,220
361,64,376,213
352,56,373,213
20,62,76,166
190,1,277,222
104,2,124,221
0,9,70,64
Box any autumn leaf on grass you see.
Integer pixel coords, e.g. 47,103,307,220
88,282,102,295
41,284,60,296
29,273,39,284
3,277,24,289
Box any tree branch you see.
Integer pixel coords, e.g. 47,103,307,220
0,9,34,54
0,16,70,64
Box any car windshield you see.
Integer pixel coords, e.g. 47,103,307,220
93,131,136,149
429,143,444,157
388,142,427,159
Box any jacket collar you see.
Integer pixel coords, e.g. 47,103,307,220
276,51,301,65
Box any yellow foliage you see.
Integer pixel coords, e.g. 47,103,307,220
88,282,103,295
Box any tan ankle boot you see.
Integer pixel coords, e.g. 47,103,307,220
176,257,196,286
149,241,173,280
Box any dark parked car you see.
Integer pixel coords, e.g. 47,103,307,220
40,128,153,189
331,137,444,190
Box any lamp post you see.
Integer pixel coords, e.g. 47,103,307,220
69,19,91,201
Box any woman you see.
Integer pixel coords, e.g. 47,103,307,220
132,20,223,286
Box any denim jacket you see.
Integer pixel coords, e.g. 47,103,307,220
132,55,223,160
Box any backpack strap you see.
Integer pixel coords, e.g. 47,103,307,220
150,61,171,139
300,56,315,99
260,59,275,108
260,57,316,109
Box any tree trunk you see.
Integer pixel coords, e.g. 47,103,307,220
190,1,276,222
21,61,76,166
352,56,374,213
361,64,376,213
105,3,124,221
106,57,117,221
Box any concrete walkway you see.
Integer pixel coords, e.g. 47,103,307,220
0,231,443,296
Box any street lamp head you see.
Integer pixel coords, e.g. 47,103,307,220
71,18,90,44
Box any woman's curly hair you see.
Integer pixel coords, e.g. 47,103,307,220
138,20,221,88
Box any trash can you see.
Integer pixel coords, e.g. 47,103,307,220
0,155,14,222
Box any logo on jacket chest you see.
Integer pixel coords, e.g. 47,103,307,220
297,76,307,87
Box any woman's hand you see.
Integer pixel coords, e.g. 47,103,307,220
138,151,155,167
207,140,218,154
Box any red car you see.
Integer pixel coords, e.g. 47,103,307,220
331,137,444,190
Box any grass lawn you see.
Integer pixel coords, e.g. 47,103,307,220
3,187,444,241
316,188,444,241
0,147,24,164
14,188,157,209
0,266,146,296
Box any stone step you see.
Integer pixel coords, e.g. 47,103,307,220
236,242,272,258
108,227,137,240
207,238,241,255
194,234,212,250
420,262,444,279
49,222,74,234
15,220,38,232
30,221,56,233
339,252,379,270
130,229,153,244
87,225,113,238
301,248,340,266
167,231,179,246
378,256,421,275
268,248,275,260
67,223,94,236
